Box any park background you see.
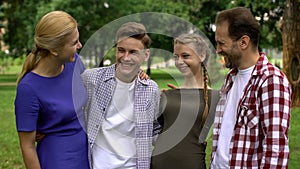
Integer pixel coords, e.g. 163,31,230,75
0,0,299,168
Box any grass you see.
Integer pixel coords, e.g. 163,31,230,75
288,107,300,167
0,74,18,83
0,75,23,169
149,68,183,89
0,71,299,168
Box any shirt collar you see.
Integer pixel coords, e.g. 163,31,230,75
252,52,268,76
103,64,150,86
222,52,267,93
227,52,267,77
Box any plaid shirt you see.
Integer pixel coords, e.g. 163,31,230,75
211,53,292,168
81,64,161,169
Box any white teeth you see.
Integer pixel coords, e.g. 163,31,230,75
121,63,132,67
179,66,188,70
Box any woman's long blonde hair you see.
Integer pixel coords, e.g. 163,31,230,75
174,33,211,125
17,11,78,84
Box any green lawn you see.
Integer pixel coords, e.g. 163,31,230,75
0,72,299,168
0,78,23,168
0,74,18,83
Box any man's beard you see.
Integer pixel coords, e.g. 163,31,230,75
222,44,241,69
222,53,241,69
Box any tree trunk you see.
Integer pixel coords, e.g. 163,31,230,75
282,0,300,107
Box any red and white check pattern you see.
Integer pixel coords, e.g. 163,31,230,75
212,53,292,168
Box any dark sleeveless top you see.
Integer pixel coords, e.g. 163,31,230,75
151,89,218,169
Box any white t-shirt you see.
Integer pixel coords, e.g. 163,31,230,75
211,66,254,168
93,78,136,169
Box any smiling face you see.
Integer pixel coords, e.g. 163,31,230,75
215,22,242,69
58,28,82,63
173,43,202,78
116,37,149,82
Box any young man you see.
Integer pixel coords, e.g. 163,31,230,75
211,7,292,168
82,22,161,169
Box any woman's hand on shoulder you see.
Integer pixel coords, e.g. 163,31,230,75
167,84,178,89
139,70,150,80
160,83,178,93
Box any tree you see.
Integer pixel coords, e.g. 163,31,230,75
2,0,42,57
231,0,285,49
0,0,290,63
282,0,300,107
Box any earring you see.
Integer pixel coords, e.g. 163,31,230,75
50,51,58,56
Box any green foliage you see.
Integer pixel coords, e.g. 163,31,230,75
0,0,287,62
13,55,25,66
0,52,23,74
2,0,43,56
187,0,230,45
226,0,285,49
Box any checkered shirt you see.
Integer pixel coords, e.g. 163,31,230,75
211,53,292,168
81,64,161,169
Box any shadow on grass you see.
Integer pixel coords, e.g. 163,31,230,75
0,85,16,91
0,74,18,83
0,74,17,91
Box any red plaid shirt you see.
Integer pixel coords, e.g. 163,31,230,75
211,53,291,168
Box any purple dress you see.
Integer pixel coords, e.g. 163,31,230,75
15,54,90,169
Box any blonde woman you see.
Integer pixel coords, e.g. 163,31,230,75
151,33,219,169
14,11,89,169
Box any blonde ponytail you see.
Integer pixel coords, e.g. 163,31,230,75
16,11,77,84
16,47,41,84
